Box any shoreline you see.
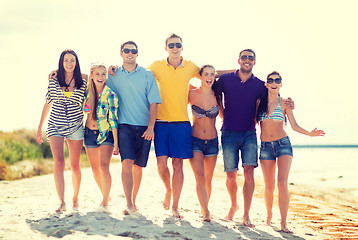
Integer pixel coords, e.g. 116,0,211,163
1,155,357,239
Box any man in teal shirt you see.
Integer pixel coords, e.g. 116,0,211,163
106,41,161,214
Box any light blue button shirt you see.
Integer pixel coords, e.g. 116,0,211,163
106,65,161,126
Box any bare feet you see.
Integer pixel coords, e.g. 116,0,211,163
224,204,239,221
172,208,183,219
123,205,136,215
266,214,272,225
55,202,66,213
202,213,211,222
96,205,111,214
243,216,255,227
281,223,293,233
201,208,211,222
72,200,79,212
163,191,171,210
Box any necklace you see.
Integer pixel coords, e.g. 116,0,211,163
64,76,74,92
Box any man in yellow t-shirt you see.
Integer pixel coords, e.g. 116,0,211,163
148,33,200,219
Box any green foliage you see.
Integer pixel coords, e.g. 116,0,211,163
0,129,52,165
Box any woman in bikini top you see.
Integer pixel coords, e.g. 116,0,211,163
256,71,325,233
187,65,221,222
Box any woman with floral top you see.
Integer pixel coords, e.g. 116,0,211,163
83,64,119,212
37,49,87,213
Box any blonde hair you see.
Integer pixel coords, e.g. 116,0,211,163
87,63,107,121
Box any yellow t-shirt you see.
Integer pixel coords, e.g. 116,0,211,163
149,58,200,121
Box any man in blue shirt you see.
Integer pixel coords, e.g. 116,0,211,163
106,41,161,214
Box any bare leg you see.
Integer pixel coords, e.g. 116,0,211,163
277,155,293,233
190,152,210,221
242,165,255,227
49,136,66,212
132,164,142,211
121,159,135,212
67,139,83,209
85,147,103,194
225,171,239,220
203,155,217,201
156,156,171,210
260,160,276,225
99,145,113,208
171,158,184,218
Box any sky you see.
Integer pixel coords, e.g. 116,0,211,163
1,0,357,145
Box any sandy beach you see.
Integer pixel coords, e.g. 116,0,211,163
1,152,357,240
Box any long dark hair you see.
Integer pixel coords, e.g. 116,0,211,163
57,49,83,89
256,71,285,123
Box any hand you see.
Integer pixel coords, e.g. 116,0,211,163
283,97,295,110
108,65,118,76
113,144,119,155
37,127,43,144
48,70,57,80
142,127,154,141
309,128,325,137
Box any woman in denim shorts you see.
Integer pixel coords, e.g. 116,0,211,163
257,71,325,233
37,50,86,213
83,64,119,213
188,65,221,222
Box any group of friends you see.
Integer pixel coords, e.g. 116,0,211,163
36,33,325,233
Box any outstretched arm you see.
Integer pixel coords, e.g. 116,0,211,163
142,103,158,141
286,108,325,137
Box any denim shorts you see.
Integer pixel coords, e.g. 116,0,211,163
117,124,152,167
154,121,193,159
84,126,114,148
259,136,293,160
192,136,219,157
47,125,84,140
221,130,258,172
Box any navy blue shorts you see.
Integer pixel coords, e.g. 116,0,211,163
192,136,219,157
117,124,151,167
221,130,258,172
259,136,293,160
154,121,193,159
84,126,114,148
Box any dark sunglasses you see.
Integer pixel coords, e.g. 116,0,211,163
267,78,282,84
240,55,255,61
122,48,138,54
167,42,182,49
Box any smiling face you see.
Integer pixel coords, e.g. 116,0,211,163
238,50,256,74
63,53,76,73
165,37,183,58
200,66,215,88
265,73,282,93
120,43,138,65
90,66,107,89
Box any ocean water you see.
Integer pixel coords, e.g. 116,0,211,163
216,147,358,192
286,147,358,190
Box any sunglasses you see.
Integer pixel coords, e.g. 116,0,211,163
122,48,138,54
167,42,182,49
240,55,255,61
267,78,282,84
